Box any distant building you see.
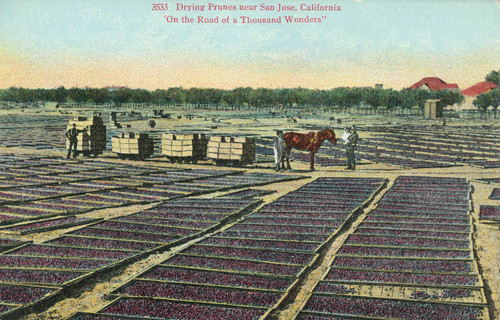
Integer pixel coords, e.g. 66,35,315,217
104,86,128,92
461,81,497,96
457,81,498,110
409,77,459,91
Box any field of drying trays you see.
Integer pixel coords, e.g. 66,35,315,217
0,108,497,320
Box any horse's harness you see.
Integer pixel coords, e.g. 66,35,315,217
305,132,320,150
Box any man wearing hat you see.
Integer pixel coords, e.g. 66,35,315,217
66,124,82,159
344,125,358,170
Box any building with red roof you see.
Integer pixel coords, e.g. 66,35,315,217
461,81,498,96
458,81,498,110
410,77,459,91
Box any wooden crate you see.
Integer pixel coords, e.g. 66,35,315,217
111,133,154,158
162,133,208,159
207,136,255,164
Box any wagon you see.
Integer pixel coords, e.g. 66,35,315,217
112,132,154,160
162,133,208,164
208,136,256,166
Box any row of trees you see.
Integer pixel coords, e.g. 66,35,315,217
0,86,465,113
472,70,500,118
1,70,498,115
474,88,500,118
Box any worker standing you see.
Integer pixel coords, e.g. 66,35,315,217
341,126,351,144
66,124,82,159
345,126,358,170
273,130,285,171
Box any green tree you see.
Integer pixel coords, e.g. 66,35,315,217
131,89,151,104
249,88,275,108
166,87,186,105
385,89,402,114
0,87,15,102
363,88,384,114
432,90,464,108
186,88,206,106
51,86,67,104
413,89,432,113
112,89,132,107
329,88,350,111
485,70,500,86
89,88,111,105
345,88,363,111
473,92,493,118
478,88,500,118
491,88,500,118
399,89,417,114
68,87,88,106
34,88,50,103
205,88,223,106
0,87,37,103
231,87,252,109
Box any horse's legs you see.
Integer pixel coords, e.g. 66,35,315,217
285,147,292,170
310,151,315,171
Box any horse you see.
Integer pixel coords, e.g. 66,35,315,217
283,128,337,171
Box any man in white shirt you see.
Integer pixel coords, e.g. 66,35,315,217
273,130,285,171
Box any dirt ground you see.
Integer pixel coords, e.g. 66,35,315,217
0,108,497,319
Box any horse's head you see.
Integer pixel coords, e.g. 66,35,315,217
321,128,337,145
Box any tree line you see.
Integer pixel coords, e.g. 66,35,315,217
0,86,464,112
1,70,498,116
474,71,500,118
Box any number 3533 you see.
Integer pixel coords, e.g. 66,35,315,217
152,3,168,10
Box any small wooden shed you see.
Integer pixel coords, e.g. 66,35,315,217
424,99,443,119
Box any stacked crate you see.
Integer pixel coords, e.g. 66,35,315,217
111,133,154,158
162,133,208,160
65,116,106,155
208,136,255,164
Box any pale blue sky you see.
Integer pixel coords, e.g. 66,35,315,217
1,0,499,89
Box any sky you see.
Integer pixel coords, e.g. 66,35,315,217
0,0,499,90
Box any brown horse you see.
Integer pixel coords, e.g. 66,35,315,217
284,129,337,171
